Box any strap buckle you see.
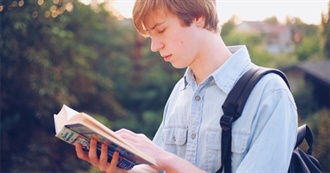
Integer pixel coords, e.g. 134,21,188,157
220,114,233,131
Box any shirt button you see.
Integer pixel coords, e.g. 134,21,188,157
195,95,201,101
191,134,196,139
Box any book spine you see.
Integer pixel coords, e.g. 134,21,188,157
56,127,135,170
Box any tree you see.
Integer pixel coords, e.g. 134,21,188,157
1,0,131,172
321,1,330,59
299,108,330,173
221,15,237,36
286,17,322,61
1,0,183,171
314,109,330,172
264,16,279,24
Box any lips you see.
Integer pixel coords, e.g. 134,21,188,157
162,54,172,60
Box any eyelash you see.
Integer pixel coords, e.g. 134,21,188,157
158,28,166,34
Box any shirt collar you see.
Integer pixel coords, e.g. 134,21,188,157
182,68,195,90
182,45,251,93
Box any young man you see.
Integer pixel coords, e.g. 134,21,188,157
75,0,298,172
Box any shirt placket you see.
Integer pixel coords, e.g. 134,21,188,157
185,86,206,164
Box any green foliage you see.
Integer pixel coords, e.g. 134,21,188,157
110,109,163,139
222,29,297,68
299,109,330,172
293,82,319,119
287,18,323,60
221,16,237,36
322,1,330,59
293,72,329,172
1,0,181,172
293,29,322,61
2,0,133,172
313,109,330,172
263,16,279,24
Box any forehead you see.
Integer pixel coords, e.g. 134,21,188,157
143,9,170,31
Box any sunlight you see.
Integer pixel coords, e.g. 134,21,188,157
218,1,328,24
80,0,329,25
79,0,105,5
112,0,135,18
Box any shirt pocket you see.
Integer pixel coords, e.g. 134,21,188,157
231,130,250,154
162,126,188,145
206,130,249,152
205,129,222,172
161,126,188,154
205,129,249,172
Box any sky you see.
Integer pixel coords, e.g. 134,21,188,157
80,0,329,25
108,0,329,25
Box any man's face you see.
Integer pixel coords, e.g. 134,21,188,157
143,9,204,69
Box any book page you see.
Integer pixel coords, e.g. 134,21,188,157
67,113,154,161
54,105,79,133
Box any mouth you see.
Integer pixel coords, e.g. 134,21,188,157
162,54,172,61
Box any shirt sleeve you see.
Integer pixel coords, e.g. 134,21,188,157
235,87,298,172
152,79,182,147
152,100,168,147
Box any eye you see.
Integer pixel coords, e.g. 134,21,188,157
158,28,166,34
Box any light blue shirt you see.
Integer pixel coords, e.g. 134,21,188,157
152,45,298,172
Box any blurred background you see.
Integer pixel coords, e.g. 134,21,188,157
1,0,329,172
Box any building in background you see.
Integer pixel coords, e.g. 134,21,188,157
282,59,330,109
236,21,302,54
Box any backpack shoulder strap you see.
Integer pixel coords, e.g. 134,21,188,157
221,66,290,127
218,66,290,173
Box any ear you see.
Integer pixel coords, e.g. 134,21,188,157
194,16,205,28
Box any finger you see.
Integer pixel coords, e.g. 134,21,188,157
88,139,99,166
116,129,141,142
118,132,147,145
116,128,136,136
99,143,108,171
106,151,119,173
117,129,147,140
75,143,90,162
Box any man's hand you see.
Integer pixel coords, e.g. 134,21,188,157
75,139,126,173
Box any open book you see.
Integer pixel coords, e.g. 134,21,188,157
54,105,156,170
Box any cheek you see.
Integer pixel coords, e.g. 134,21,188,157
169,28,189,47
167,28,196,55
166,37,185,52
172,35,190,49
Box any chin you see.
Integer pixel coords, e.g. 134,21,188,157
171,63,188,69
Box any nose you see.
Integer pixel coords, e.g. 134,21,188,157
150,37,164,52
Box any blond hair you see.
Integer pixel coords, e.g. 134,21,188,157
133,0,219,36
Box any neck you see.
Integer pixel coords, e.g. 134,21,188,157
190,33,232,84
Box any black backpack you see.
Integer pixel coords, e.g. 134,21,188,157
216,66,322,173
